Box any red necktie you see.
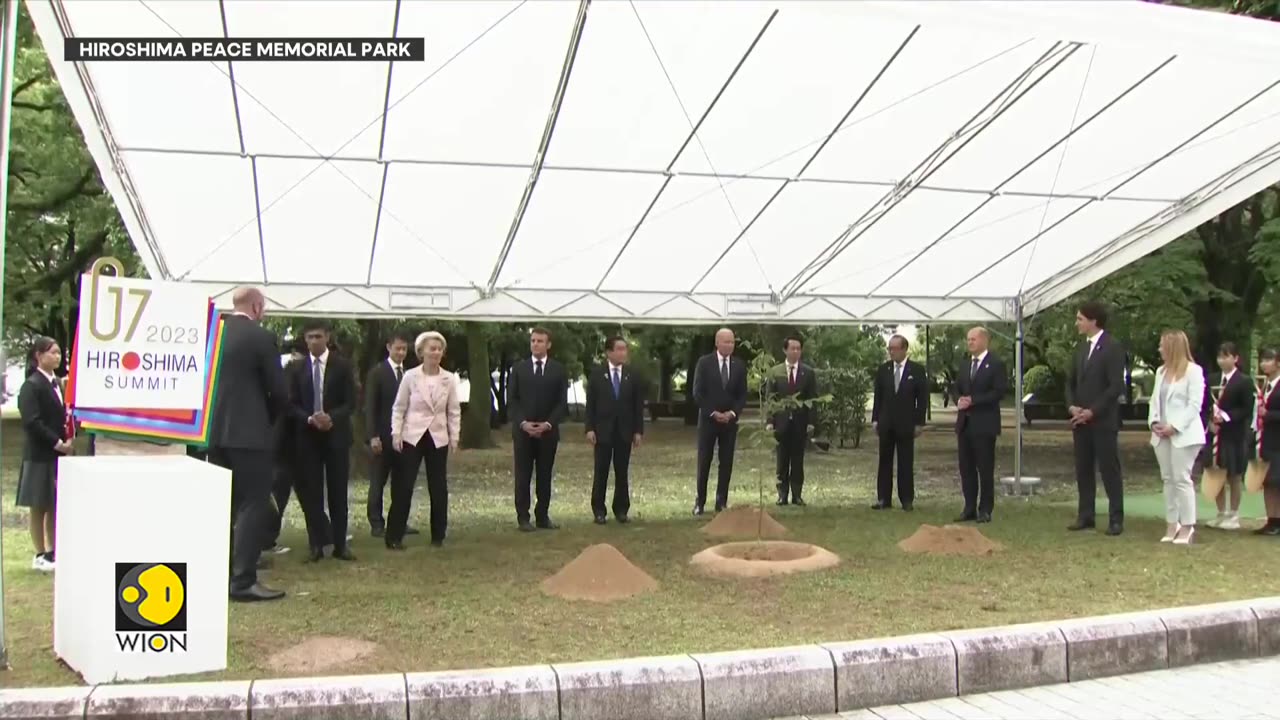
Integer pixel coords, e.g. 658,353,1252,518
789,366,796,391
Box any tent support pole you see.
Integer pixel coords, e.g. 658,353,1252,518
1014,296,1025,489
0,0,22,671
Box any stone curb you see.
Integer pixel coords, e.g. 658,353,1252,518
2,597,1276,719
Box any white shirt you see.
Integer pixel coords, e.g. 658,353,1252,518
387,357,403,377
531,355,548,374
38,367,62,404
971,351,988,366
786,362,799,380
1218,368,1236,422
1086,330,1104,357
310,349,329,382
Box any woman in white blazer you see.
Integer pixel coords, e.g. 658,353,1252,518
1147,330,1205,545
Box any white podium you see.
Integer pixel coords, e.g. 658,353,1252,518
53,455,231,684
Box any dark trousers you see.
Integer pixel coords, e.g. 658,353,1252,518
208,446,272,593
367,440,397,531
267,463,295,547
775,424,807,501
1072,423,1124,524
514,433,558,523
958,430,997,516
876,425,915,505
591,433,633,518
389,432,448,543
696,420,738,509
299,433,351,551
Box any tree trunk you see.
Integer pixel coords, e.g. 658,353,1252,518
461,322,495,448
1192,204,1270,369
658,349,674,402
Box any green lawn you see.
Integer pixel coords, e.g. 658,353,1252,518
2,417,1278,689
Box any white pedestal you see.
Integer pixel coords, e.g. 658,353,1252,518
53,455,231,685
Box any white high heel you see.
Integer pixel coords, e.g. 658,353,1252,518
1173,527,1196,545
1161,524,1179,542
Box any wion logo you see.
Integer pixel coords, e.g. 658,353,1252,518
114,562,187,653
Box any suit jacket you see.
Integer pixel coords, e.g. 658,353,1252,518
1212,369,1255,444
273,358,304,463
208,314,289,451
1147,363,1206,449
954,352,1007,436
508,356,569,439
584,363,645,442
1260,378,1280,457
19,371,66,462
692,352,748,424
364,359,403,445
871,359,928,430
290,351,357,447
1064,331,1126,430
766,362,818,433
391,367,462,450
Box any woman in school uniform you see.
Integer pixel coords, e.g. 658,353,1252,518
15,337,74,572
1254,347,1280,536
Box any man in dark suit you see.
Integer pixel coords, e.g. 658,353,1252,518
508,327,568,532
584,335,645,524
953,327,1007,523
766,335,818,506
1065,300,1127,535
871,334,928,510
692,328,748,514
290,320,358,561
364,332,413,538
207,287,289,602
266,347,304,554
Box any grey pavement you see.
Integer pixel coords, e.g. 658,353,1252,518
786,656,1278,720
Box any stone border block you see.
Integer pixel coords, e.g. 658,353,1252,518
406,664,558,720
943,622,1067,695
692,644,835,720
1249,597,1280,656
84,680,249,719
553,654,702,720
1058,611,1168,681
86,680,250,718
821,633,957,710
1162,602,1259,667
250,673,407,720
0,686,92,719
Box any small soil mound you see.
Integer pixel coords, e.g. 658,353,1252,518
701,506,788,539
898,524,1004,557
266,636,378,673
541,544,659,602
690,541,840,578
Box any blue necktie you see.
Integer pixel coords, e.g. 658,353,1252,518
612,368,621,398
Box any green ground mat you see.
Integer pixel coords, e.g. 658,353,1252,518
1093,491,1266,520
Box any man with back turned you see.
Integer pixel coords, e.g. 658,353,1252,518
208,287,289,602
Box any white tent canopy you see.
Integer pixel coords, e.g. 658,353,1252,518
28,0,1280,323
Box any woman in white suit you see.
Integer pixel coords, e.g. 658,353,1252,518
1148,330,1205,545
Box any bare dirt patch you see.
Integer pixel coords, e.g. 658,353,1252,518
266,636,379,674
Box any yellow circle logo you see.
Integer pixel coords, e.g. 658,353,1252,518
117,563,185,628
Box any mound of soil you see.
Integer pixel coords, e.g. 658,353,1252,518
266,636,378,673
541,544,659,602
700,506,788,539
898,524,1004,557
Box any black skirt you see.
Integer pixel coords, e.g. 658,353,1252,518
15,460,57,509
1211,434,1250,477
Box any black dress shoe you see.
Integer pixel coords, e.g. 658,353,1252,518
616,515,630,524
693,506,705,516
536,519,560,530
594,516,607,525
307,548,324,562
333,547,356,561
1106,523,1123,536
871,501,890,510
430,539,444,548
714,504,726,513
955,513,977,522
1068,520,1096,531
776,498,789,506
899,502,910,511
370,527,386,538
977,513,992,524
385,542,405,550
1259,525,1280,536
519,520,536,532
792,497,807,507
230,584,285,602
406,527,421,535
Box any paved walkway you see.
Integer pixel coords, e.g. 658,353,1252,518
793,657,1279,720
